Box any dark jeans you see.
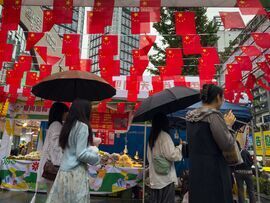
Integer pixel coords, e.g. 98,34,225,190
150,183,175,203
235,173,256,203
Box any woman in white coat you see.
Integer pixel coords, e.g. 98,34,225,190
35,103,69,195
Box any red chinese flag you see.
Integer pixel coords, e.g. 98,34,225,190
199,58,216,81
87,11,105,34
6,70,21,87
139,35,156,56
227,64,242,81
182,35,202,55
9,85,19,95
224,87,234,102
1,0,21,31
113,60,120,76
26,72,39,86
132,49,148,61
101,35,118,55
65,49,80,67
100,66,112,79
117,103,125,114
151,76,163,94
43,100,53,108
235,56,252,71
87,0,114,34
140,0,161,7
158,66,167,76
0,86,4,93
133,50,149,75
257,79,270,91
166,48,183,75
47,55,61,66
53,0,73,24
131,12,150,34
126,76,139,90
245,74,256,89
257,62,270,75
97,101,107,113
201,47,220,65
99,49,114,68
26,96,36,106
12,64,24,78
79,59,91,72
140,0,161,22
130,67,138,76
265,54,270,64
62,34,80,54
219,12,245,29
173,76,186,87
241,46,261,57
140,7,160,22
127,90,138,102
252,33,270,49
22,86,31,97
26,32,44,51
34,46,47,63
93,0,114,26
134,60,149,75
237,0,266,15
43,10,55,32
39,64,52,79
18,55,32,72
0,31,8,44
175,12,196,35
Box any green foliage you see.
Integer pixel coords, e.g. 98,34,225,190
149,7,219,76
253,176,270,195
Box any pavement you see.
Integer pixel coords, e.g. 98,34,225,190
0,191,269,203
0,191,143,203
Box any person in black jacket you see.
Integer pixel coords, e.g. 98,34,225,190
186,84,236,203
235,141,256,203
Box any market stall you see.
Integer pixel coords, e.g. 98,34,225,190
0,105,143,194
0,152,143,193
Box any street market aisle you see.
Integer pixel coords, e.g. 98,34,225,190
0,191,143,203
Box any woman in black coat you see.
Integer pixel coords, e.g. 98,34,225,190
186,84,236,203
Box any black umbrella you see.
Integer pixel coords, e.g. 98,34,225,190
32,70,116,102
133,86,200,122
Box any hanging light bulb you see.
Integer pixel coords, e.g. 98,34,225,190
123,145,128,154
174,130,179,139
23,122,28,127
134,151,139,160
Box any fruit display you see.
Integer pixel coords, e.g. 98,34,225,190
8,151,40,161
99,151,142,168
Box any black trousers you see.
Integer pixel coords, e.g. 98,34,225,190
235,173,256,203
150,183,175,203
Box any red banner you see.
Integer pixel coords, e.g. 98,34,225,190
90,109,130,132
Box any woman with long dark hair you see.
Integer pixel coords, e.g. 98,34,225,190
186,84,236,203
46,99,100,203
147,113,182,203
37,102,69,193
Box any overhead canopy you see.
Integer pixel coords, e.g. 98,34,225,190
21,0,237,7
169,101,252,129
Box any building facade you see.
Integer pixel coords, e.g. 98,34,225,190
89,7,139,75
